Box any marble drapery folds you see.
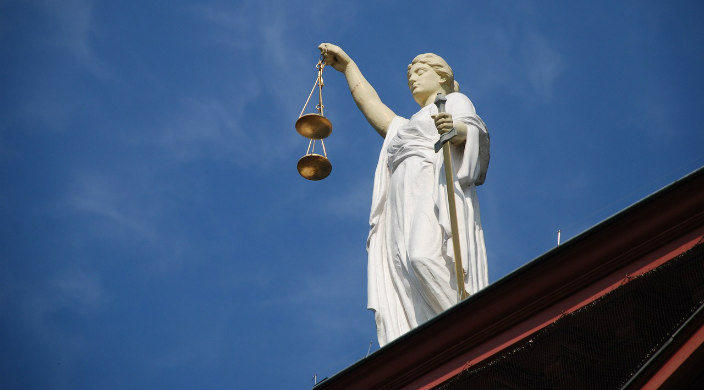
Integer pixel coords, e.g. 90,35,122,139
367,92,489,346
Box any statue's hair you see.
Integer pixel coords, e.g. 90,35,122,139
407,53,460,93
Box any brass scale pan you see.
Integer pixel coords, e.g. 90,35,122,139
296,114,332,181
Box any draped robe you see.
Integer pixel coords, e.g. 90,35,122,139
367,92,490,346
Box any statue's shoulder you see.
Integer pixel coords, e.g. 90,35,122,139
447,92,471,103
447,92,476,115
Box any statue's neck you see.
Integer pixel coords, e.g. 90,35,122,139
415,88,451,108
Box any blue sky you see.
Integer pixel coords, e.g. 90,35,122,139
1,0,703,389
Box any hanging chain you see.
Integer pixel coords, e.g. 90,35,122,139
298,53,326,118
320,139,327,157
298,52,328,159
316,55,325,116
316,51,327,157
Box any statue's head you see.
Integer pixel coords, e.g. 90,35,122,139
407,53,460,106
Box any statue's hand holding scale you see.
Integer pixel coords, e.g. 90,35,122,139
305,43,490,346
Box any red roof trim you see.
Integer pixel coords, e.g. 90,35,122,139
314,168,704,390
415,227,704,390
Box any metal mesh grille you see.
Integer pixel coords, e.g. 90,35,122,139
435,241,704,390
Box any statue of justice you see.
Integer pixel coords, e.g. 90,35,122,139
302,43,490,346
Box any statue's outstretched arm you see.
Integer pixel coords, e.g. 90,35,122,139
319,43,396,138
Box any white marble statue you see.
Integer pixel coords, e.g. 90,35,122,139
320,43,490,346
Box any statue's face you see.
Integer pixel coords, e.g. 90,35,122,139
408,62,445,104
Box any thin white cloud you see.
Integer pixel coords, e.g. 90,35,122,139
521,29,565,101
60,171,194,274
261,249,369,335
188,0,359,162
50,268,105,311
38,0,109,78
10,267,104,353
65,173,157,243
192,1,311,116
465,13,564,104
5,0,109,135
319,178,373,219
256,232,365,311
271,248,374,374
156,96,254,164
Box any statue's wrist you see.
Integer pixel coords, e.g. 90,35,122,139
343,61,358,74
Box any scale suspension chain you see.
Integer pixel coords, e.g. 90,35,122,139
295,53,333,181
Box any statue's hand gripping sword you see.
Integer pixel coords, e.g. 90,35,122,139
434,93,469,301
434,95,457,153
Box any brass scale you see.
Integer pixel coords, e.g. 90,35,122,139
295,53,333,181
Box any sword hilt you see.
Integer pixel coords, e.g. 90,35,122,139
434,93,457,152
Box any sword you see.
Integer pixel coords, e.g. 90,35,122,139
434,93,469,301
